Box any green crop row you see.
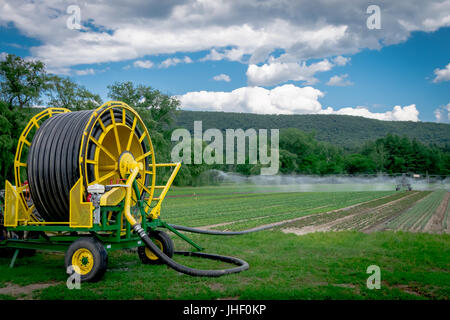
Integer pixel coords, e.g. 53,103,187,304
332,191,430,232
162,186,394,228
444,198,450,230
386,190,446,231
276,191,413,232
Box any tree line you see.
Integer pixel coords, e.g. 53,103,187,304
275,128,449,176
0,53,448,188
0,53,179,186
174,110,450,151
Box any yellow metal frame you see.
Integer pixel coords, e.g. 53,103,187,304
78,101,156,207
4,102,181,229
5,108,71,227
14,107,71,191
100,187,126,206
147,163,181,219
69,178,93,228
4,181,30,227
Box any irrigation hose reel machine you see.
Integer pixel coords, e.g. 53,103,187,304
0,101,249,282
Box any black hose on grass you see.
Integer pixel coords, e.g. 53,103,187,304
134,224,249,277
168,223,276,235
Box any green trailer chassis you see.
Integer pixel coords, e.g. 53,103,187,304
0,180,203,268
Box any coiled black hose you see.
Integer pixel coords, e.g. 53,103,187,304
134,223,278,277
133,224,249,277
27,108,149,221
137,223,280,277
27,111,93,221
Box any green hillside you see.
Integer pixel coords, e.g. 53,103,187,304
174,110,450,150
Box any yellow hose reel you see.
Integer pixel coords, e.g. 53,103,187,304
5,101,175,228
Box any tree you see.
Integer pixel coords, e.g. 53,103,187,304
107,81,179,131
279,128,316,157
0,100,32,185
344,154,376,174
46,75,102,110
279,149,298,173
0,101,14,183
107,81,180,169
0,54,48,109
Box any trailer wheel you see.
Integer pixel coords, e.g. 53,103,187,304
65,237,108,282
138,230,174,265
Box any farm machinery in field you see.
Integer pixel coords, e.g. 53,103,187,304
395,173,413,191
0,101,248,282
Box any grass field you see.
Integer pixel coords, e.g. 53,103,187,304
0,185,449,300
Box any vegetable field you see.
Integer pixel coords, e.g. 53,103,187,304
162,188,394,228
0,185,449,300
385,190,449,233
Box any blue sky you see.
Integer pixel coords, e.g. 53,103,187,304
0,1,449,122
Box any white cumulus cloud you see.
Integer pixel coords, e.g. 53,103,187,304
133,60,153,69
201,48,246,62
434,103,450,122
432,62,450,83
434,109,443,121
74,68,95,76
326,74,353,86
213,74,231,82
178,84,324,114
247,58,334,86
320,105,420,122
247,55,350,86
178,84,420,121
333,56,350,66
159,56,192,68
1,1,449,70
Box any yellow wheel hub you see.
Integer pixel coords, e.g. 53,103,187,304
118,151,138,179
145,239,163,260
72,248,94,275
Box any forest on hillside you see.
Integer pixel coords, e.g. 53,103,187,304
174,110,450,151
0,53,449,187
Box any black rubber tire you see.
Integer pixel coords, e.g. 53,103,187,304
138,230,174,265
65,236,108,282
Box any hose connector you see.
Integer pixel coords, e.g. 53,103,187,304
133,223,147,238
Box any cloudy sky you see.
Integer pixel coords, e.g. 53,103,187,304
0,0,449,122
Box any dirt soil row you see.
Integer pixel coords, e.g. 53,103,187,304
423,192,450,234
280,191,430,236
198,193,397,231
